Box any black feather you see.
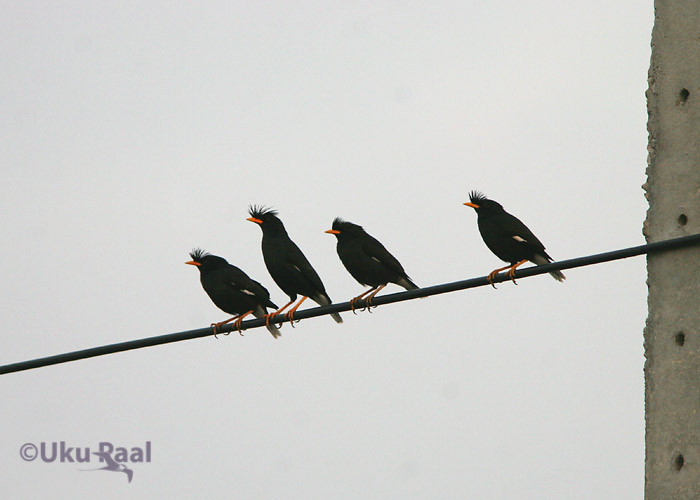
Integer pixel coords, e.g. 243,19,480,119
186,249,282,337
250,208,343,324
248,205,279,220
328,218,418,291
464,191,565,283
189,248,210,262
468,190,488,206
331,217,362,232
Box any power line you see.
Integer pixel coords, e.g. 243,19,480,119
2,233,699,376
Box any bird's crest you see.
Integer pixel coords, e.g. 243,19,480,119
248,205,279,220
468,190,488,205
189,248,210,262
331,217,347,230
332,217,364,232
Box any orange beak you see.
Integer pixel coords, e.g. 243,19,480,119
463,202,479,209
185,260,201,266
325,229,340,235
247,217,263,224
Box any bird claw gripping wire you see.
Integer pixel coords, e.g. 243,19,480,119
350,286,383,314
350,297,374,314
360,299,376,313
283,296,308,328
508,268,518,285
264,313,284,330
232,316,246,336
211,311,253,338
284,314,302,328
211,322,231,339
362,285,385,312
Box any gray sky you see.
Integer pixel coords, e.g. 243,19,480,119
1,1,651,498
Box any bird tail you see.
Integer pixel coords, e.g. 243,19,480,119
254,307,282,338
266,323,282,338
532,254,566,282
312,293,343,324
396,276,419,291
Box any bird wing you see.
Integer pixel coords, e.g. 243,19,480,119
360,234,407,277
498,212,548,254
219,266,276,308
285,240,327,295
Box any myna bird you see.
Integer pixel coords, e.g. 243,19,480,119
185,248,281,338
325,218,418,311
463,191,566,286
247,206,342,325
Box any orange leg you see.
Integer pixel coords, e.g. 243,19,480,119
285,296,309,327
487,264,513,288
506,259,529,284
363,284,386,311
265,299,295,327
211,315,241,338
232,310,254,335
350,287,377,314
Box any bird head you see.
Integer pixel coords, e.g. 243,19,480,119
247,205,285,233
325,217,363,239
185,248,229,273
463,191,504,213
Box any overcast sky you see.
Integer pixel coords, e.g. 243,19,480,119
1,1,651,498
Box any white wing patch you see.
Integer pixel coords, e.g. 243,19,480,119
512,235,527,243
371,256,381,263
241,289,256,296
293,265,302,272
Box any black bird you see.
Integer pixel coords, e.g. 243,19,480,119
464,191,566,286
247,206,342,325
325,218,418,311
185,248,281,338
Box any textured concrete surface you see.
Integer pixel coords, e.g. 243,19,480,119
644,1,700,499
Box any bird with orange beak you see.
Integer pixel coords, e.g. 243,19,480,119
186,248,281,338
247,205,342,325
325,218,418,311
464,191,565,286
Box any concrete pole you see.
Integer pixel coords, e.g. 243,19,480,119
644,2,700,499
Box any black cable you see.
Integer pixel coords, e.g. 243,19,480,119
2,233,699,376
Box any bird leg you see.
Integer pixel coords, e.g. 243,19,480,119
211,315,242,338
486,264,513,288
350,287,377,314
264,299,295,327
232,310,254,335
506,259,529,284
285,296,309,327
363,284,386,311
